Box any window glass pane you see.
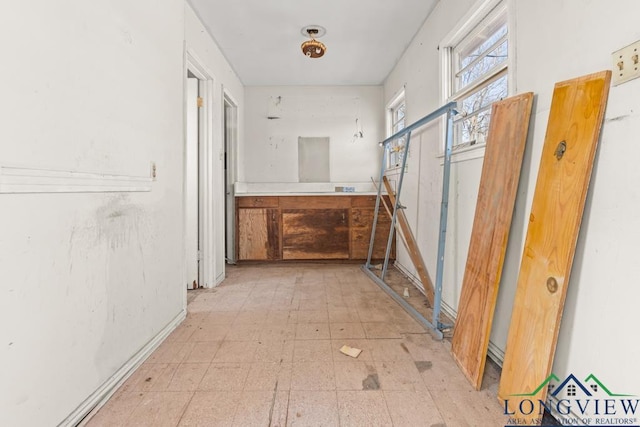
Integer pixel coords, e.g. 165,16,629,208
456,108,492,146
446,4,507,148
457,39,507,90
460,74,507,116
387,98,406,169
456,73,507,146
459,22,507,69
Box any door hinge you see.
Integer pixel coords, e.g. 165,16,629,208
197,97,204,108
197,250,202,260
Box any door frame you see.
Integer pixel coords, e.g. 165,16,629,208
223,90,239,264
184,48,215,289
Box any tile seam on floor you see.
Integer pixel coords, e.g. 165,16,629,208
175,390,197,426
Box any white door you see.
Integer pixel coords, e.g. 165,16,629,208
224,98,237,263
185,77,199,289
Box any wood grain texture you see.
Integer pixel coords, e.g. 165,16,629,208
279,196,351,209
238,208,269,260
498,71,611,415
382,176,435,306
282,209,350,259
350,207,395,259
236,196,280,208
451,93,534,390
265,208,281,259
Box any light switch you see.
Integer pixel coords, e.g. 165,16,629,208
612,40,640,86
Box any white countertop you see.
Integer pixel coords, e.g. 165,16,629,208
235,192,379,197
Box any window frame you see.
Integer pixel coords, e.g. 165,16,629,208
385,88,406,170
439,0,513,159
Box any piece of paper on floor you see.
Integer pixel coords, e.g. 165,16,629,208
339,345,362,358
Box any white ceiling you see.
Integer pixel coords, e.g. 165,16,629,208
188,0,439,86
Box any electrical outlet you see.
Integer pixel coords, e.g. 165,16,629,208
612,40,640,86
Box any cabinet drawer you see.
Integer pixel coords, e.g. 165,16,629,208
279,196,350,209
350,195,393,208
350,195,377,207
236,196,280,208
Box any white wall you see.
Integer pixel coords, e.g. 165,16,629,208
385,0,640,396
0,1,240,425
184,3,245,283
242,86,384,188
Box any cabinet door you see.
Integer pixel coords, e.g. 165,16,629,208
237,208,280,260
350,208,395,260
282,209,349,260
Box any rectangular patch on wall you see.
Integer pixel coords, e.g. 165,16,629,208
298,137,330,182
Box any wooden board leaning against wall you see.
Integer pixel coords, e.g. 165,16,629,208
498,71,611,419
451,92,534,390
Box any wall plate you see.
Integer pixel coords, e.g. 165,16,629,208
612,40,640,86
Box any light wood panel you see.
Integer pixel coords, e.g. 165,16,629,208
238,208,269,260
451,93,534,390
282,209,350,259
382,176,435,306
498,71,611,416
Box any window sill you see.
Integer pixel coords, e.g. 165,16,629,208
437,142,486,165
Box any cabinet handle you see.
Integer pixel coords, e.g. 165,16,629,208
342,212,345,221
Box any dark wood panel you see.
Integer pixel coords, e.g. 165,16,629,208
350,195,393,208
350,208,395,259
265,208,281,260
282,209,349,260
279,196,351,209
236,196,280,208
350,195,378,207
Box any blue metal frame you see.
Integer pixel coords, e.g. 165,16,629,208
364,101,457,340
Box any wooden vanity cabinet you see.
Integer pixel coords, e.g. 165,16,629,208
236,195,395,261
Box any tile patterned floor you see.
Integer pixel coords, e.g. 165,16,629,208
86,264,507,426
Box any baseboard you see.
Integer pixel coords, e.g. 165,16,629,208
392,261,457,320
487,341,505,366
392,261,505,366
60,309,187,427
215,271,225,286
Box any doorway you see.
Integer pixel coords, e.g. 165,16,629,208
224,93,238,264
184,50,216,290
185,71,201,289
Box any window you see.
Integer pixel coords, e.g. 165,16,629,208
386,90,406,169
567,384,577,397
442,1,508,150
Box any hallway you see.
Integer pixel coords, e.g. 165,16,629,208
86,264,505,426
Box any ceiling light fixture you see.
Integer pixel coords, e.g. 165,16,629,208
300,26,327,58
